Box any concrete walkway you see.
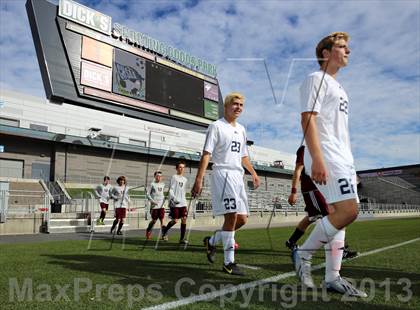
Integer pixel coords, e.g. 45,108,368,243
0,214,417,244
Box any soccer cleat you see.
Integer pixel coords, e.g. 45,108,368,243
292,248,315,288
117,231,123,235
145,230,152,240
203,236,216,263
324,276,368,298
179,239,189,245
161,234,168,241
222,262,244,276
342,246,359,259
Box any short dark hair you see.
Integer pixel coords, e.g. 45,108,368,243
154,171,162,176
116,176,127,184
176,161,185,169
104,176,110,181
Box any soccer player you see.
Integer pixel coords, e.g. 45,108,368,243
161,162,189,243
293,32,367,297
192,92,260,276
110,176,130,235
145,171,166,240
95,176,112,225
286,145,358,259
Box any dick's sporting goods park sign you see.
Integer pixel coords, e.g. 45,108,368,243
59,0,216,77
27,0,222,130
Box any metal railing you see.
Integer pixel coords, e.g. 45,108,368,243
2,186,420,234
0,189,50,229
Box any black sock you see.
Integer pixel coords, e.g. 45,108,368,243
117,222,124,233
147,221,155,232
164,220,176,234
111,219,118,232
288,228,305,244
100,210,106,220
180,223,186,240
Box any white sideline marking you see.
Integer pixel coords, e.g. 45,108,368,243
237,264,261,270
141,237,420,310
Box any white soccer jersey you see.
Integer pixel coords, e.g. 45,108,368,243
147,181,165,209
300,71,354,166
203,118,249,173
169,174,188,207
111,185,130,208
95,184,112,204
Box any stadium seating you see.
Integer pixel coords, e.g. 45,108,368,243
359,176,420,205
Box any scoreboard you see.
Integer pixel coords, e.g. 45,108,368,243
26,0,222,130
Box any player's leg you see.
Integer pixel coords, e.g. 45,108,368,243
234,214,247,230
220,172,248,275
286,216,311,250
323,198,365,297
295,167,365,296
159,208,165,228
159,208,166,236
102,203,108,223
116,209,126,235
110,210,118,233
292,177,348,288
162,208,178,240
220,212,244,275
179,210,188,244
146,210,157,239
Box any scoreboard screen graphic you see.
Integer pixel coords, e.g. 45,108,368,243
113,49,146,101
26,0,222,130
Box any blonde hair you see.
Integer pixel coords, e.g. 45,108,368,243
316,32,350,66
224,92,244,107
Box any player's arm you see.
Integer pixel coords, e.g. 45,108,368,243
124,186,131,203
242,156,260,189
168,177,175,200
288,163,304,205
110,187,119,200
94,185,101,199
146,186,156,205
192,151,211,197
301,112,328,185
168,177,179,204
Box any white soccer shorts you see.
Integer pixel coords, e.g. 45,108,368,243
211,169,249,216
312,162,359,204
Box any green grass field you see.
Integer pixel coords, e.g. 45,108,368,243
1,217,419,309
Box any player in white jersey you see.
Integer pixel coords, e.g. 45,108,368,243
293,32,367,297
192,92,260,276
110,176,130,235
161,162,189,243
145,171,166,240
95,176,112,225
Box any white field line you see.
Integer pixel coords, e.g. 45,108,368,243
237,264,261,270
141,237,420,310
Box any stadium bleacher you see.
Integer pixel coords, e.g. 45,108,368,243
358,175,420,205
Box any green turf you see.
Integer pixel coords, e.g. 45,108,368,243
1,217,419,309
66,188,95,199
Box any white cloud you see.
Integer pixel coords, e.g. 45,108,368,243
0,0,418,170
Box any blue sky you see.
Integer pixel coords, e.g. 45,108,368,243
0,0,419,170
